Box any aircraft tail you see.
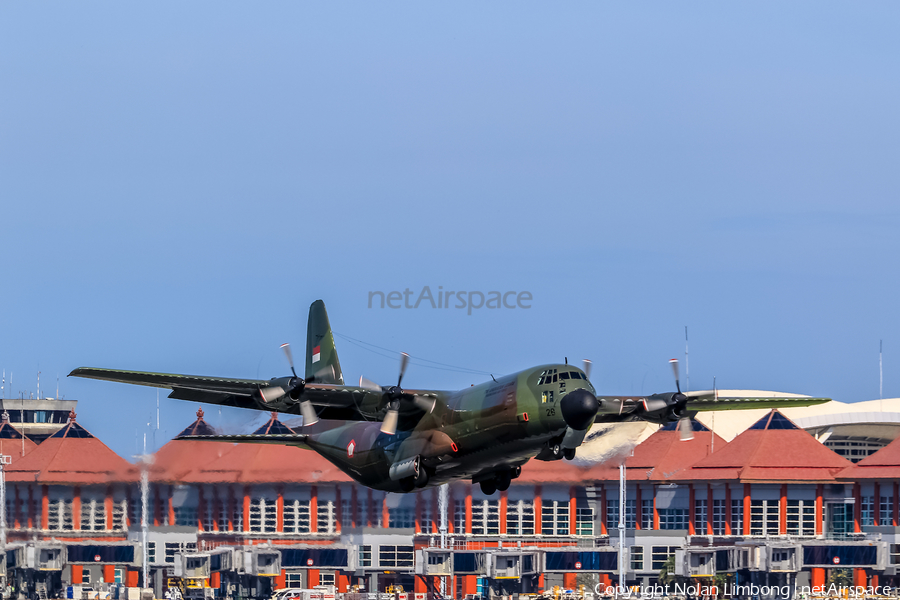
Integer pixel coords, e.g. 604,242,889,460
306,300,344,384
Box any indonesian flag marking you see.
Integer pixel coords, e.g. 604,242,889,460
312,345,321,363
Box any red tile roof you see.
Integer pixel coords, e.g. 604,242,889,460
178,414,352,484
838,434,900,480
5,412,135,484
518,421,725,483
0,419,37,463
129,408,236,482
674,410,851,483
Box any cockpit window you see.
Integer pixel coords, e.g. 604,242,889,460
571,372,584,380
559,372,570,380
552,374,558,383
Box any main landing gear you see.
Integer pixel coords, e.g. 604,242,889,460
477,466,522,495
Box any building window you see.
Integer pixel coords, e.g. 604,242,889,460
630,546,644,571
881,496,893,526
541,500,569,535
388,507,414,529
174,506,197,528
861,496,875,527
506,500,534,535
318,500,336,533
658,509,688,530
378,545,413,568
356,498,368,528
694,499,707,533
286,572,303,587
80,498,107,531
641,499,653,529
651,546,677,571
710,499,726,535
471,500,499,535
164,542,196,565
890,544,900,565
319,573,335,586
249,498,277,533
453,500,466,533
283,499,311,534
786,499,816,536
148,542,156,564
420,501,433,533
576,506,593,536
113,499,127,531
82,569,91,584
606,499,636,530
165,542,180,564
231,502,243,532
341,498,353,529
750,500,779,536
731,499,743,535
47,499,74,531
359,545,372,567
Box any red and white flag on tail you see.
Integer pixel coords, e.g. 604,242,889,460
312,345,321,363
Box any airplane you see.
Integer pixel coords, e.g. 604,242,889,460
69,300,830,495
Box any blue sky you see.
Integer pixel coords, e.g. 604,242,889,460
1,2,898,458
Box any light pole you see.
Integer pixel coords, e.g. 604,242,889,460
1,452,12,589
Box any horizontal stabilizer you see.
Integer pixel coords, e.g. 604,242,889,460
177,433,310,449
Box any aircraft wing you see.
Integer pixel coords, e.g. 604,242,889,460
683,391,832,411
68,366,383,421
175,433,311,450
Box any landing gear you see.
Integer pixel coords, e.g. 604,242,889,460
534,438,566,462
563,447,576,460
476,466,520,495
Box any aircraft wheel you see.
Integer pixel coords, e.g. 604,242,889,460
563,447,576,460
551,444,562,459
496,470,512,491
415,465,430,488
480,479,497,495
512,466,522,479
399,476,416,493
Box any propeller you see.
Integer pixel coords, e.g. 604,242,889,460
361,353,436,435
582,359,592,380
670,358,693,441
258,343,320,426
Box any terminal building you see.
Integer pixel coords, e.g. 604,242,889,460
0,395,899,599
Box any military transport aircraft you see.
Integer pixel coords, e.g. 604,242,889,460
70,301,829,495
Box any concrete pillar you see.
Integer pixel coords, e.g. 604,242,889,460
243,486,251,532
103,565,115,584
334,487,342,534
465,487,473,534
811,567,825,589
534,485,542,535
853,483,861,533
41,485,49,530
688,485,696,535
743,483,751,535
653,489,659,530
308,569,320,587
874,482,881,527
499,491,508,535
276,485,284,533
168,487,175,526
563,573,577,589
853,568,867,588
725,485,732,535
71,565,83,585
72,486,81,531
707,486,714,535
635,486,642,530
568,487,576,535
311,485,319,533
816,484,824,536
599,486,607,536
780,484,787,535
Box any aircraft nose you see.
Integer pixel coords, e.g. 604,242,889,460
560,388,599,431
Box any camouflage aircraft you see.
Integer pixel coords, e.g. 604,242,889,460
70,301,829,495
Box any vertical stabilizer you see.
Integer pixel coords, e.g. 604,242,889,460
306,300,344,384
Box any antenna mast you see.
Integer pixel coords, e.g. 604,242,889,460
685,326,690,392
880,340,884,407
